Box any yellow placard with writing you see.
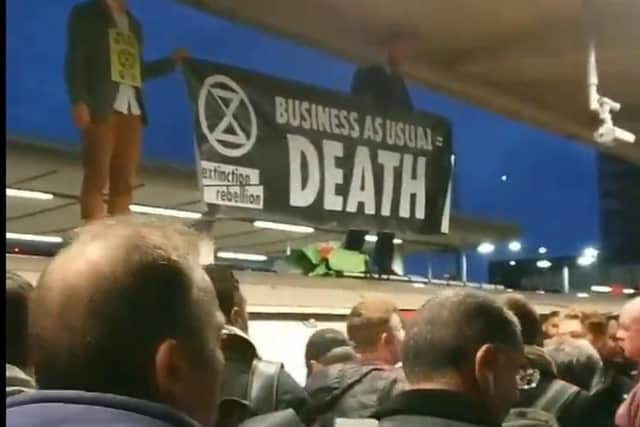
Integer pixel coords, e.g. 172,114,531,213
109,28,141,87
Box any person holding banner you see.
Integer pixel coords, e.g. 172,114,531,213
65,0,189,222
348,33,416,273
351,32,415,112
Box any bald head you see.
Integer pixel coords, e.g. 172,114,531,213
617,297,640,362
31,217,224,426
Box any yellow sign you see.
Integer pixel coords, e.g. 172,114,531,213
109,28,141,87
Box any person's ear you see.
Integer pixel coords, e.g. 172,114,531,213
309,360,321,375
475,344,497,392
155,339,199,410
155,339,182,404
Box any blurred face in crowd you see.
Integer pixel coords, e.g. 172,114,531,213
617,298,640,362
475,343,525,423
543,314,560,339
347,299,404,365
230,292,249,334
557,317,586,339
606,319,626,361
386,312,405,365
385,33,416,70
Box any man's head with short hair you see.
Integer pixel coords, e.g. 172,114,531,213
203,264,248,333
305,328,354,377
30,217,224,427
6,271,34,371
403,290,524,424
381,28,419,70
347,298,404,365
617,297,640,362
544,336,602,391
580,310,621,361
542,311,560,340
501,294,543,346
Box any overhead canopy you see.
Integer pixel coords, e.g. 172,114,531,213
180,0,640,164
6,140,519,255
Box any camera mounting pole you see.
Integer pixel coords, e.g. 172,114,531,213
585,6,636,145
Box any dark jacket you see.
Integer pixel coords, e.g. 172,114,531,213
6,390,200,427
588,364,635,427
65,0,176,124
517,376,595,427
374,389,499,427
305,361,407,426
350,65,414,112
221,326,309,415
6,364,36,398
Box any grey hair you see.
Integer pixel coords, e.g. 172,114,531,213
544,336,602,390
403,289,523,383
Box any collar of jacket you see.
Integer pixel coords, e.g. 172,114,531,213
7,390,201,427
6,364,35,388
373,388,500,427
222,325,260,357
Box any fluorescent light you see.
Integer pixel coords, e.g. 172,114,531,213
591,285,612,293
253,221,314,234
577,292,590,298
129,204,202,219
6,232,63,243
538,247,548,254
216,251,267,262
583,247,599,258
6,188,54,200
536,260,552,269
364,234,403,244
577,255,596,267
509,260,517,266
506,289,514,293
535,290,545,295
623,288,637,295
508,241,522,252
477,242,495,254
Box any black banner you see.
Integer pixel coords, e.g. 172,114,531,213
184,59,453,235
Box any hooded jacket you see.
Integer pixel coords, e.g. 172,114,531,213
305,361,406,426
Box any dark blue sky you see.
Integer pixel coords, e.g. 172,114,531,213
6,0,600,281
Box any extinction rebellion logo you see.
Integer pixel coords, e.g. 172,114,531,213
198,74,264,210
198,75,257,158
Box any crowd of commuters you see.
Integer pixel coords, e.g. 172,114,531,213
5,217,640,427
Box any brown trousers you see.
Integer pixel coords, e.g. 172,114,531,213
81,111,142,221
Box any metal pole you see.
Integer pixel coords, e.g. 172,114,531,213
460,251,468,284
562,266,570,294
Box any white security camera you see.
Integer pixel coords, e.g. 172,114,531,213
594,124,637,145
587,39,636,146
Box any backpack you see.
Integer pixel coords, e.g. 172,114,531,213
217,360,284,427
503,379,582,427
